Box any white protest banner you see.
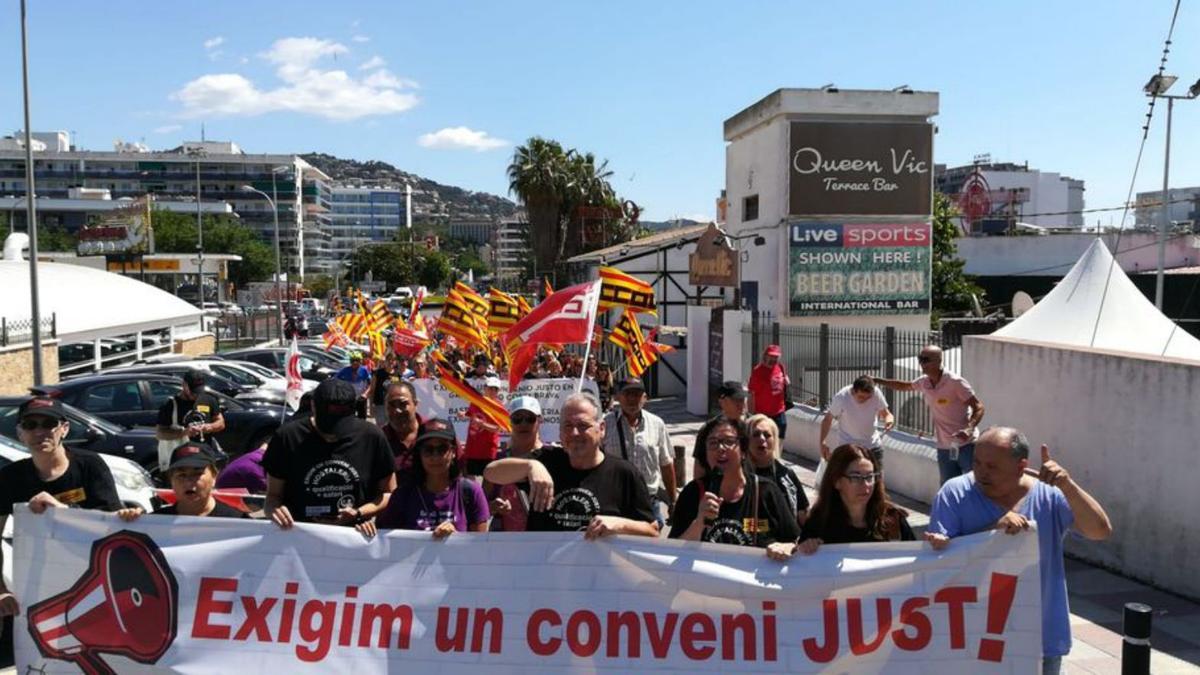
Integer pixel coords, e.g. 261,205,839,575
411,377,599,442
14,508,1042,673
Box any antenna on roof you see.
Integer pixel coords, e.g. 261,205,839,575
201,122,206,142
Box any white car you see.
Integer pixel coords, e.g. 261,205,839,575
1,433,157,590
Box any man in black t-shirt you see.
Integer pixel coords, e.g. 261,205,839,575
263,379,397,529
0,397,121,618
156,368,226,473
118,441,247,521
484,393,656,538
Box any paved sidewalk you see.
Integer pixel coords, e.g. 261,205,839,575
646,397,1200,674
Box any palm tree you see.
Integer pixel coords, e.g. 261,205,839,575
507,138,569,276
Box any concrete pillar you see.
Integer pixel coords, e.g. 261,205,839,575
135,332,144,361
721,309,751,385
92,338,102,372
686,305,712,416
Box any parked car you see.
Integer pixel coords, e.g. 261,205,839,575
93,363,258,401
103,359,308,405
192,357,319,400
32,374,286,457
297,345,349,370
220,348,335,381
0,396,160,469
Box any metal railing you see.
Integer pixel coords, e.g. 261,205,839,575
743,312,969,439
0,313,56,347
211,310,286,351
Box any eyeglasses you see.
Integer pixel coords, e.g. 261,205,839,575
842,472,878,485
420,443,454,456
511,414,538,425
706,436,740,449
19,418,60,431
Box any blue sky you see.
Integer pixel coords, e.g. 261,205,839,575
2,1,1197,224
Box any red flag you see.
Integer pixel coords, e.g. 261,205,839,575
501,280,602,389
392,328,431,359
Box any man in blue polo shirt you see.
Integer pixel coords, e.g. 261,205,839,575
925,426,1112,675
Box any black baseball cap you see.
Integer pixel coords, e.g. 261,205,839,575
619,377,646,393
167,441,220,472
18,396,66,422
719,381,748,400
312,379,359,437
184,368,207,390
414,418,458,449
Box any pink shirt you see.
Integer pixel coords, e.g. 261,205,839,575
912,370,978,448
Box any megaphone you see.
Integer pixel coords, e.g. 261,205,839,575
27,530,179,675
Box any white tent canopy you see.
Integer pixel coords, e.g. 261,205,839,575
1,233,202,343
995,238,1200,362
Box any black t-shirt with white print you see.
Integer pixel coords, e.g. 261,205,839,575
669,472,801,548
157,392,223,429
261,417,395,523
526,446,654,532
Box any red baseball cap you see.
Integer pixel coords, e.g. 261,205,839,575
765,344,782,357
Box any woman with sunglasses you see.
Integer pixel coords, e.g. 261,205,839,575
363,418,490,539
766,444,913,561
745,414,810,527
670,417,800,548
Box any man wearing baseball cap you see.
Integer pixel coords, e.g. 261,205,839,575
693,380,749,481
262,379,397,529
487,396,555,532
602,378,677,529
0,397,121,618
748,344,792,440
460,376,504,478
156,368,226,473
118,441,246,520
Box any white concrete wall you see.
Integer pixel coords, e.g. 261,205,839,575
721,309,750,385
726,117,788,315
957,232,1200,277
964,334,1200,598
686,305,712,416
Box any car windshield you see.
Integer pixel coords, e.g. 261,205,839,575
211,364,263,386
0,400,123,443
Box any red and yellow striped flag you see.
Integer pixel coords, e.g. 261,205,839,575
516,295,532,318
337,312,367,341
432,351,511,433
542,277,554,300
598,266,656,315
368,299,391,334
440,291,489,350
608,309,642,352
487,288,521,335
453,282,489,319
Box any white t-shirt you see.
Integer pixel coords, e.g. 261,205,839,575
827,386,889,448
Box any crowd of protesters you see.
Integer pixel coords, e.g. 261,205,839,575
0,324,1111,674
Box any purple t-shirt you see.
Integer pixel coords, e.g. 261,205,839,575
376,478,489,532
215,447,267,494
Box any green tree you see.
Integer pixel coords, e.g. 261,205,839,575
931,193,985,324
150,210,274,286
419,251,453,290
306,274,336,298
508,137,570,275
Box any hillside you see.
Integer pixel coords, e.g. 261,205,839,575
301,153,519,221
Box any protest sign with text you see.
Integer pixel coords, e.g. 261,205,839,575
15,508,1041,673
411,377,599,442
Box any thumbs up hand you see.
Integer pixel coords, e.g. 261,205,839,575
1036,444,1070,488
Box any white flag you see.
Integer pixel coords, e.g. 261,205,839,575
285,336,304,411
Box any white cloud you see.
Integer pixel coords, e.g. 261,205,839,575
352,35,370,43
170,37,419,121
203,36,224,50
153,124,183,134
417,127,509,152
359,55,386,70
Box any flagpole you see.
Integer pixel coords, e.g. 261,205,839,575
576,280,603,394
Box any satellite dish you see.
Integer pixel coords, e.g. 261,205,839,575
1012,291,1035,317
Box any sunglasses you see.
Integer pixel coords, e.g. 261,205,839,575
511,413,538,425
420,443,454,456
917,355,937,364
19,418,61,431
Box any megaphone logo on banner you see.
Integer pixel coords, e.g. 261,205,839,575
26,530,179,675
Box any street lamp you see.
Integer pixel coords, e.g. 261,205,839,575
1144,73,1200,310
241,184,285,343
187,147,207,306
19,0,44,384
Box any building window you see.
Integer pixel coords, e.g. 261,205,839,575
743,194,759,222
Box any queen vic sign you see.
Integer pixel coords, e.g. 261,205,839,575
788,121,933,216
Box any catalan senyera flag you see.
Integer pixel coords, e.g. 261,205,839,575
598,266,656,315
516,295,532,318
368,299,391,334
440,291,489,350
608,309,642,352
394,312,409,331
542,277,554,300
487,288,521,335
453,282,490,319
368,330,386,360
432,351,511,433
411,307,430,336
628,327,675,378
322,320,350,349
337,313,367,342
355,288,370,316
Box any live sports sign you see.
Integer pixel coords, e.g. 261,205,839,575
788,122,933,216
